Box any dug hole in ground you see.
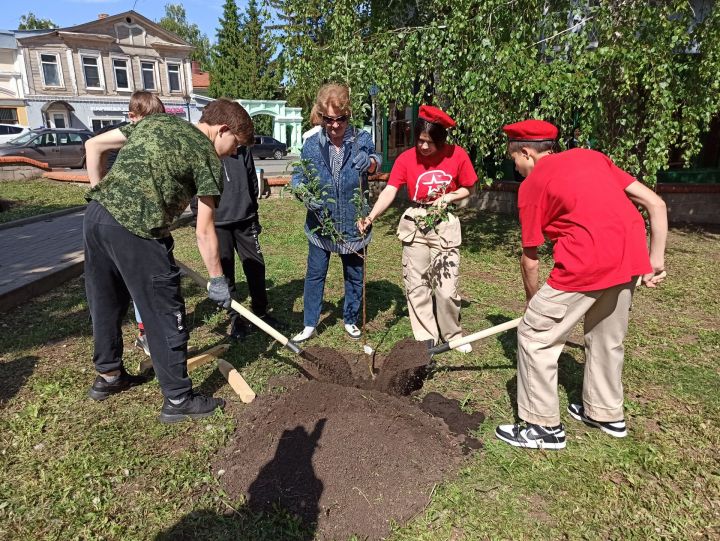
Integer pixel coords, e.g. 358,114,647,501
213,338,486,540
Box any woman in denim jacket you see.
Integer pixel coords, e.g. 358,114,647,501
291,83,381,342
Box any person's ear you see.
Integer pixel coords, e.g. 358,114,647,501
521,147,531,160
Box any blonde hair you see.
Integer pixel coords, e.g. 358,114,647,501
314,83,351,118
309,104,322,126
129,91,165,118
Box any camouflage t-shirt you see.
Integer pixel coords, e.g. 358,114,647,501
87,114,222,239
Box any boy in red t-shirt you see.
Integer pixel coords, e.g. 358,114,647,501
495,119,667,450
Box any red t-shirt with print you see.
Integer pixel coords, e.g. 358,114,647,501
388,145,478,202
518,148,652,292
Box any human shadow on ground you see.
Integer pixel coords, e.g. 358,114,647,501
155,420,325,541
0,355,38,404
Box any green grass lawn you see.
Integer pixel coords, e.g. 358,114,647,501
0,179,87,224
0,198,718,540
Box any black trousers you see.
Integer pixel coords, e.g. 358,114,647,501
83,201,191,400
216,220,268,317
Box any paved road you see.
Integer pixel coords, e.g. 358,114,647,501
255,155,297,177
0,209,85,312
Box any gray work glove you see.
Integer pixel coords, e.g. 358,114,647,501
208,276,232,309
351,151,371,173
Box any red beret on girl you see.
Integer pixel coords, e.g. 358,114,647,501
418,105,456,128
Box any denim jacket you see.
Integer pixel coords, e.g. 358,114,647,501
291,127,381,245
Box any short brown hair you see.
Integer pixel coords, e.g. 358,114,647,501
315,83,351,118
200,98,254,146
507,140,556,154
129,91,165,118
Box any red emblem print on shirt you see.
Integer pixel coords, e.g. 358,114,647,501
413,170,453,202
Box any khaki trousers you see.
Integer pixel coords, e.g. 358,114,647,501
517,279,636,426
397,207,463,343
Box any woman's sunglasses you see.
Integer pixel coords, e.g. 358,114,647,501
322,114,349,124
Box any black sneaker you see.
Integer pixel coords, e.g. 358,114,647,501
88,369,147,401
567,404,627,438
230,317,255,341
495,422,566,450
134,333,151,356
159,393,226,424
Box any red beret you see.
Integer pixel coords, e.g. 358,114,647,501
503,119,558,142
418,105,456,129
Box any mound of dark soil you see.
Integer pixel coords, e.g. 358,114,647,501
302,338,432,396
214,377,484,540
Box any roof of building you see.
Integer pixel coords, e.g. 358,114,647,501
0,30,17,49
192,71,210,89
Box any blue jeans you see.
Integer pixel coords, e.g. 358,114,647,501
303,242,364,327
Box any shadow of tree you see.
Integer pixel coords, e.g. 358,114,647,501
312,279,405,338
155,420,326,541
0,355,38,404
0,278,91,356
154,506,312,541
457,209,521,256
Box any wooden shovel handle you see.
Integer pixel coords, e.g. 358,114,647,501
176,260,301,355
430,317,522,355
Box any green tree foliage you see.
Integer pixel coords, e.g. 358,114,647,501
273,0,720,185
17,12,57,30
209,0,245,99
158,3,212,70
209,0,282,101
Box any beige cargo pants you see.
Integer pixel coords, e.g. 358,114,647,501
396,207,463,344
517,279,636,426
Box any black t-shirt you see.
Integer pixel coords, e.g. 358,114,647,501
191,146,259,225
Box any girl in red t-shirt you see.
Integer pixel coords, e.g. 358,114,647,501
358,105,477,348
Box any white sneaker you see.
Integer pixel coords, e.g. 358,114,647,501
344,323,361,340
292,326,316,343
455,343,473,354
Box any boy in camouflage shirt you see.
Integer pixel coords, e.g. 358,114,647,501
84,99,253,423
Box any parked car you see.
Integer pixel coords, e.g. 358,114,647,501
250,136,288,160
0,128,92,168
0,124,30,144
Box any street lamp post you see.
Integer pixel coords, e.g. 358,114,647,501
183,94,191,122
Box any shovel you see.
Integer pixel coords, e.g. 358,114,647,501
177,261,322,378
428,317,522,357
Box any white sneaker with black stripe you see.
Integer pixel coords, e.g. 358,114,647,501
344,323,361,340
495,422,566,450
567,403,627,438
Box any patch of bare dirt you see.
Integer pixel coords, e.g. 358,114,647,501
214,359,486,540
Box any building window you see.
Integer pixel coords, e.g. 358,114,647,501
141,62,155,90
52,113,67,128
82,55,103,89
40,53,61,87
113,58,130,91
92,119,122,131
167,63,181,92
115,23,146,46
0,108,18,124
